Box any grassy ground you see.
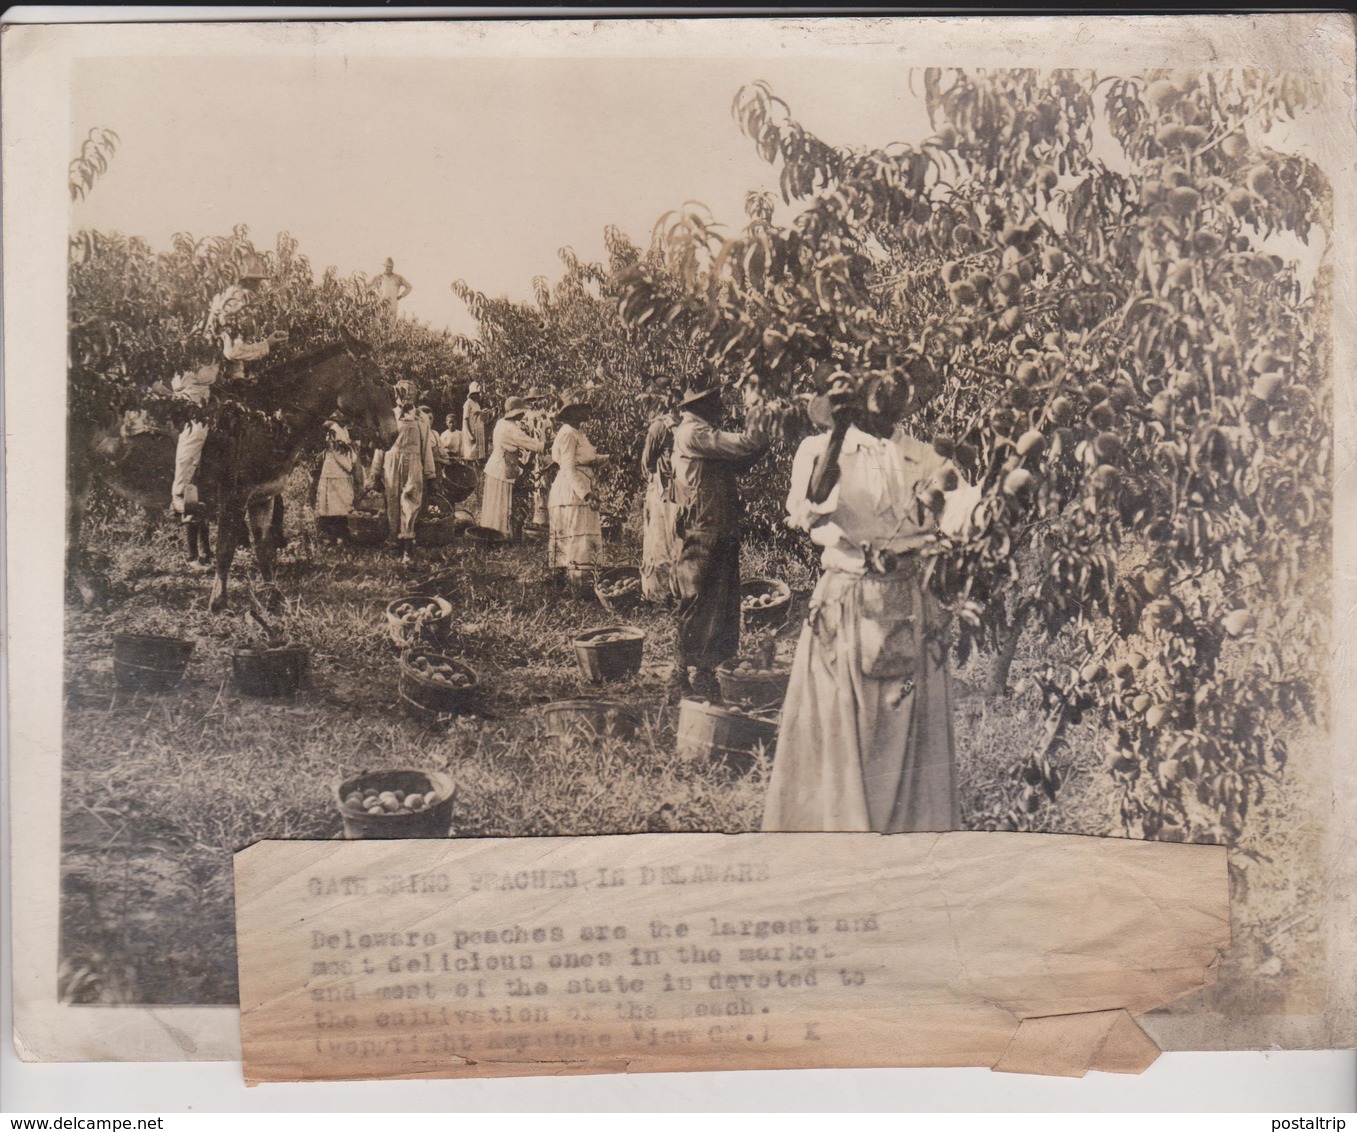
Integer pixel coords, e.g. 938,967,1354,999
59,470,1325,1015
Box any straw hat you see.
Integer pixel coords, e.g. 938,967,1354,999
468,381,482,394
555,392,593,423
680,385,721,409
503,396,528,420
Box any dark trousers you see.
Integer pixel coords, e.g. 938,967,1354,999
674,529,742,673
509,480,532,541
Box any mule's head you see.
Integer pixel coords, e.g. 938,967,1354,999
339,325,371,358
336,327,397,445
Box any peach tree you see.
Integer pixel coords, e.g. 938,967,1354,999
451,230,707,512
69,220,465,452
615,70,1331,845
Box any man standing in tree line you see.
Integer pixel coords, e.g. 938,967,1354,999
373,257,412,326
670,381,770,698
170,252,289,569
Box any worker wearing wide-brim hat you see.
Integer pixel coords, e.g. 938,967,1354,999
170,250,289,566
369,378,437,564
670,381,771,697
547,392,610,579
480,395,544,539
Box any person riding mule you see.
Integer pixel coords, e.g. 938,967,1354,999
170,252,289,566
70,326,397,612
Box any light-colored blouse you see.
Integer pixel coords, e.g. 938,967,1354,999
549,423,599,505
484,417,544,482
787,425,978,574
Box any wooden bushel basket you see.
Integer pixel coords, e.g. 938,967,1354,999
231,645,309,697
112,634,195,692
676,698,778,774
740,576,792,629
440,461,478,505
570,626,645,683
715,660,791,710
346,512,389,545
594,566,642,616
544,699,642,744
415,492,460,548
334,769,456,839
399,650,479,715
384,595,453,649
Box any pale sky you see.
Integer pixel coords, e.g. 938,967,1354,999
72,55,932,336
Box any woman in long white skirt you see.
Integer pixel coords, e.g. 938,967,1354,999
761,375,976,833
480,396,543,538
548,395,609,571
640,405,682,603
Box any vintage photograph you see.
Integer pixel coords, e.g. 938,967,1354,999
16,17,1347,1058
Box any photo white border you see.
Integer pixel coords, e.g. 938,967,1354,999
4,9,1354,1107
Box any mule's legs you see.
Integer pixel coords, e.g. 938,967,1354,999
246,497,278,581
186,517,213,564
210,502,247,613
269,495,287,550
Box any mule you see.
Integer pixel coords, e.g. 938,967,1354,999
69,327,397,612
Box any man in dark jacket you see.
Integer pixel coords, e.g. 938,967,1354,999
670,384,769,697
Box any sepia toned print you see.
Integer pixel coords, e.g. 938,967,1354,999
5,16,1354,1064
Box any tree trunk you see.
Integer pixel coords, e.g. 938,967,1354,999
986,600,1031,697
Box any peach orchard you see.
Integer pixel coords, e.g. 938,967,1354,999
67,69,1333,850
612,69,1332,845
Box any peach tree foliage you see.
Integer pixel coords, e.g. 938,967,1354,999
450,231,709,512
615,70,1332,845
68,225,466,447
69,128,120,203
